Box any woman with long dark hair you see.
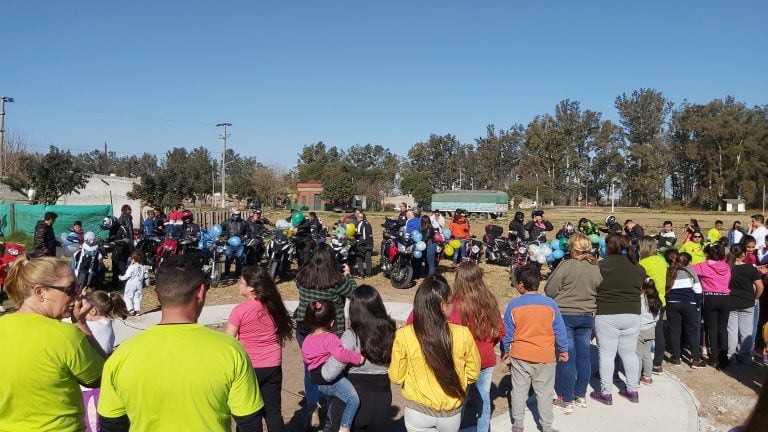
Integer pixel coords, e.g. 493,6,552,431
726,244,763,365
414,215,437,278
226,266,294,432
665,250,706,368
692,242,732,369
389,275,480,432
324,285,397,431
679,229,706,265
293,242,357,427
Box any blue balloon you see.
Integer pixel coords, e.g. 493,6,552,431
546,253,556,263
413,250,423,259
227,235,242,247
551,239,561,250
210,224,223,238
599,247,607,258
552,249,565,260
412,231,424,243
598,236,606,248
442,228,452,240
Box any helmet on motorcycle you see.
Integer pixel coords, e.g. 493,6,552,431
605,215,616,225
563,222,575,234
231,209,241,219
181,209,193,223
100,216,117,230
84,231,96,245
514,211,524,223
531,209,544,218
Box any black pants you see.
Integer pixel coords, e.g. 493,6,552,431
329,374,392,432
653,306,666,366
667,302,701,362
703,294,732,363
355,245,372,277
253,365,285,432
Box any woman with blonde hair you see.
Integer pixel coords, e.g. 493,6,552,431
545,232,602,412
451,261,505,431
0,257,106,431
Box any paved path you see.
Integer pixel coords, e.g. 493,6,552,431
113,302,699,432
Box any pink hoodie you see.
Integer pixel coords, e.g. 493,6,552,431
692,260,732,294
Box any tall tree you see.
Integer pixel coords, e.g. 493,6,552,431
404,134,463,192
2,146,90,204
400,171,434,207
473,124,524,191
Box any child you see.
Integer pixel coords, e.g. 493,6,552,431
638,278,662,385
72,232,104,290
300,300,364,432
80,290,129,432
120,251,146,316
501,265,568,432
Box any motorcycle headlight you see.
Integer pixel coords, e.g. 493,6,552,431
518,246,527,254
398,243,406,253
471,245,480,254
406,245,414,253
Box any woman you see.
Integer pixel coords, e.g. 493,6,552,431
591,234,645,405
324,285,396,432
0,257,106,431
544,233,602,412
679,230,706,265
293,242,358,426
638,236,668,374
389,275,480,432
726,244,763,365
451,262,504,431
226,266,294,432
665,250,706,368
692,242,732,369
415,215,437,278
449,210,470,264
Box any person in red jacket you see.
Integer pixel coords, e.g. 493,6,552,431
0,242,26,313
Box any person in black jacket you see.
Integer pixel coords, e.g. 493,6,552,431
508,211,527,241
245,209,272,265
222,210,248,279
353,210,373,278
524,209,553,243
33,211,60,257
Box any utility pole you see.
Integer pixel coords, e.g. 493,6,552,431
216,122,231,208
0,96,15,178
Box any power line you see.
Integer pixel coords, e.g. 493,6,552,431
15,101,216,127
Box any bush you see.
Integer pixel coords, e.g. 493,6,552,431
3,231,33,250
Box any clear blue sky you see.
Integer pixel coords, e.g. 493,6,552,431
3,1,766,169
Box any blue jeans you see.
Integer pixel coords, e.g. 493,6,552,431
224,245,244,276
425,243,437,276
296,330,320,408
453,239,467,263
467,366,494,432
556,314,594,401
319,377,359,429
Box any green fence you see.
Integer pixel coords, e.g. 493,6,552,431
0,202,113,238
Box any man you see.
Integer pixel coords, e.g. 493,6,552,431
246,209,273,265
600,215,623,235
727,221,747,247
307,212,324,241
97,255,264,431
179,210,201,258
657,220,677,251
524,209,553,243
353,209,373,278
397,202,408,227
708,220,723,244
33,211,60,257
750,214,768,249
221,210,249,279
509,211,527,241
143,210,157,238
430,209,446,231
404,210,420,235
577,218,599,236
67,220,85,244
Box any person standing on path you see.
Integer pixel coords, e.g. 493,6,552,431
638,236,669,374
692,243,732,369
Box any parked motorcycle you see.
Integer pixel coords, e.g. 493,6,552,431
380,217,415,289
198,230,226,287
330,235,354,271
266,229,295,282
463,236,484,264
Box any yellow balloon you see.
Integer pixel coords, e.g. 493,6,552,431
346,223,356,237
443,245,454,257
285,229,293,237
449,239,461,249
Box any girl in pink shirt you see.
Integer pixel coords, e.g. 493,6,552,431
301,300,365,432
226,266,294,432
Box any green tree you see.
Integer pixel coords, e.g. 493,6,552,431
296,142,342,182
400,171,434,207
320,162,356,208
404,134,463,192
472,124,524,190
2,146,90,204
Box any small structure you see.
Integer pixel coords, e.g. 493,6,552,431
296,182,324,211
724,198,746,213
57,174,142,228
382,194,415,211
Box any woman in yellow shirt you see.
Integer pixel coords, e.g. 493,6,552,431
389,275,480,432
679,230,706,264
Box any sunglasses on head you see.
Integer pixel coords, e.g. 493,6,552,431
43,282,80,297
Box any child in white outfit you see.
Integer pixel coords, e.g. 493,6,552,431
120,252,146,315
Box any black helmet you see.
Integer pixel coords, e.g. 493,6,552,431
531,209,544,218
605,215,616,225
100,216,117,230
514,211,524,223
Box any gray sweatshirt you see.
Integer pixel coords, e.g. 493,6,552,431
321,328,388,381
544,258,602,314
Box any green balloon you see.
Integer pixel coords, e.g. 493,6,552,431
291,210,305,227
560,237,569,249
588,234,600,244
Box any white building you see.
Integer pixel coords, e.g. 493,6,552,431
57,174,142,228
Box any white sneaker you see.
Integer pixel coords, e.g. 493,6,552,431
0,305,5,313
574,396,588,408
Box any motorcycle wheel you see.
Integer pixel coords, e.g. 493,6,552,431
268,260,279,282
208,255,224,288
390,261,413,289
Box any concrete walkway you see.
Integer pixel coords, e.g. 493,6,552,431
113,302,699,432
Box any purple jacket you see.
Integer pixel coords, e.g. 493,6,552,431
692,260,731,294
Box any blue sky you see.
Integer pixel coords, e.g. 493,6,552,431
3,1,766,169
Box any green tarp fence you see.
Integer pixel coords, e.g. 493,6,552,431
0,202,113,238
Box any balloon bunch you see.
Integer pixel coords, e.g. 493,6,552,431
527,242,554,264
59,233,81,257
548,239,566,261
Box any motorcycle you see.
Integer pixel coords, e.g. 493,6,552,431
266,229,295,282
244,234,266,266
330,234,354,271
484,225,522,267
462,236,484,264
380,218,415,289
136,231,163,270
199,230,226,288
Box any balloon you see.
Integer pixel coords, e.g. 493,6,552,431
416,241,427,251
551,238,561,250
210,224,223,237
335,226,346,239
528,244,540,255
599,247,607,258
536,254,547,264
444,244,455,257
227,236,242,247
560,237,569,249
546,253,556,263
588,234,600,244
449,239,461,249
598,237,606,248
413,250,423,259
443,228,452,240
291,210,305,227
552,249,565,260
412,231,424,243
540,244,553,257
346,223,356,238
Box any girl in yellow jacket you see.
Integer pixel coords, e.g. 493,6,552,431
389,275,480,432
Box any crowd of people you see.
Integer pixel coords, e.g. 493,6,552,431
1,208,768,432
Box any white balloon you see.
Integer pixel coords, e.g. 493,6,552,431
416,241,427,251
536,254,547,264
528,244,540,255
541,244,553,257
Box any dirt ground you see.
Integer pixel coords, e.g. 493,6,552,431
2,207,763,430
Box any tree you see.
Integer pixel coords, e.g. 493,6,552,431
1,146,90,204
404,134,463,192
400,171,434,207
251,163,291,208
320,162,355,208
472,124,524,190
296,142,342,182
